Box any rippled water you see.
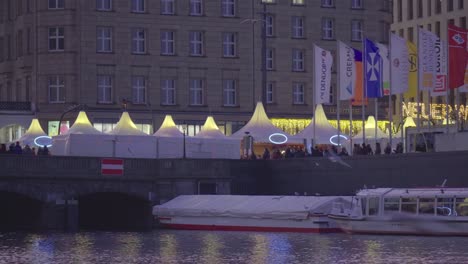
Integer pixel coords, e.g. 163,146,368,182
0,230,467,264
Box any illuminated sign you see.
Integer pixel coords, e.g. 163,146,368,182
269,133,288,144
34,136,53,147
402,102,468,121
329,135,349,146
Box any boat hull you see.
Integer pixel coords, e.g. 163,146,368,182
156,215,341,233
329,215,468,236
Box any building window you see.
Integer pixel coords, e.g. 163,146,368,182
460,0,464,9
16,30,23,58
266,82,274,103
161,79,176,105
427,0,432,16
398,28,404,37
190,0,203,15
97,27,113,53
407,0,413,20
397,0,402,21
132,76,146,104
26,28,31,54
321,0,334,7
48,76,65,103
266,48,274,70
292,0,304,5
435,0,441,14
189,79,204,105
427,23,432,31
292,16,305,38
16,0,23,16
351,20,362,41
292,49,304,71
266,15,274,37
132,0,145,13
381,21,390,43
161,30,175,55
161,0,175,15
48,27,64,51
447,0,454,11
16,79,22,101
223,79,237,106
292,83,304,104
48,0,64,9
132,28,146,54
417,0,423,17
435,21,440,37
97,75,112,103
222,32,237,57
322,18,334,40
351,0,363,9
96,0,112,11
461,17,467,29
262,0,276,3
221,0,235,17
189,31,204,56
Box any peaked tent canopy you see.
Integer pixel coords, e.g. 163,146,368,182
65,111,101,135
403,116,416,129
17,118,47,146
292,104,341,144
108,111,147,136
154,115,183,138
195,116,226,138
353,115,389,143
231,102,291,143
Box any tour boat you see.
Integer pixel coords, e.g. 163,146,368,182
328,188,468,236
153,195,352,233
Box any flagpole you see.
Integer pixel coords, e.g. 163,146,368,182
349,100,353,154
362,37,366,145
445,27,450,134
389,32,393,149
401,95,404,152
375,98,378,151
313,44,316,149
416,26,421,133
337,41,341,147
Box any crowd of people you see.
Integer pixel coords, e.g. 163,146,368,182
0,142,50,155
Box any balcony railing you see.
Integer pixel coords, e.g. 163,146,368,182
0,101,32,111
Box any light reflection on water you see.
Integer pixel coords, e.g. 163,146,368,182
0,231,468,264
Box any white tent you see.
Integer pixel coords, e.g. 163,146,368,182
231,102,292,143
108,111,156,158
353,115,389,144
186,116,240,159
292,104,345,145
153,115,184,158
52,111,115,157
17,118,47,147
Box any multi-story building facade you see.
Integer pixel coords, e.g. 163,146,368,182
0,0,392,140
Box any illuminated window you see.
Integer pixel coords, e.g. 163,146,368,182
292,0,305,5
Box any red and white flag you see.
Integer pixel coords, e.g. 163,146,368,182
448,24,468,90
101,158,124,175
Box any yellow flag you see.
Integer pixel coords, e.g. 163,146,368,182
404,41,417,100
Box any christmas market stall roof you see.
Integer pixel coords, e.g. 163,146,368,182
353,115,389,143
153,115,184,158
187,116,240,159
291,104,342,144
231,102,293,143
17,118,47,147
108,111,148,136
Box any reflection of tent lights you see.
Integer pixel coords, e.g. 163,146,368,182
329,135,348,146
269,133,288,144
34,136,53,147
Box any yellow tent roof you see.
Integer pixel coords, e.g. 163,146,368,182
403,116,416,128
108,112,147,136
196,116,226,138
18,118,47,146
293,104,340,144
154,115,183,137
66,111,101,135
353,115,389,142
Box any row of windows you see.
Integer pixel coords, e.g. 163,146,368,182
44,75,323,106
0,77,31,102
397,0,465,22
397,16,467,41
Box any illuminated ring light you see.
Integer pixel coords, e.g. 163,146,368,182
34,136,53,147
269,133,288,145
329,135,349,146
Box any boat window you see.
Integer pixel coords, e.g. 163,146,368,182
361,197,367,215
401,197,417,214
384,198,399,215
437,198,453,216
368,197,379,216
418,198,435,215
455,198,468,216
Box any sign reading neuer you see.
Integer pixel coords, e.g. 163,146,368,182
101,158,124,175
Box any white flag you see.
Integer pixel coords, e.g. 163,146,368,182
338,41,356,101
431,39,448,96
376,43,390,95
418,28,438,91
314,45,333,104
390,33,409,94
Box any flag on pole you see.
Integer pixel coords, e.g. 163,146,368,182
364,38,383,98
314,45,333,104
404,41,418,100
390,33,409,95
448,24,468,90
338,41,356,100
352,49,367,106
418,28,438,91
376,43,390,95
432,39,448,96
